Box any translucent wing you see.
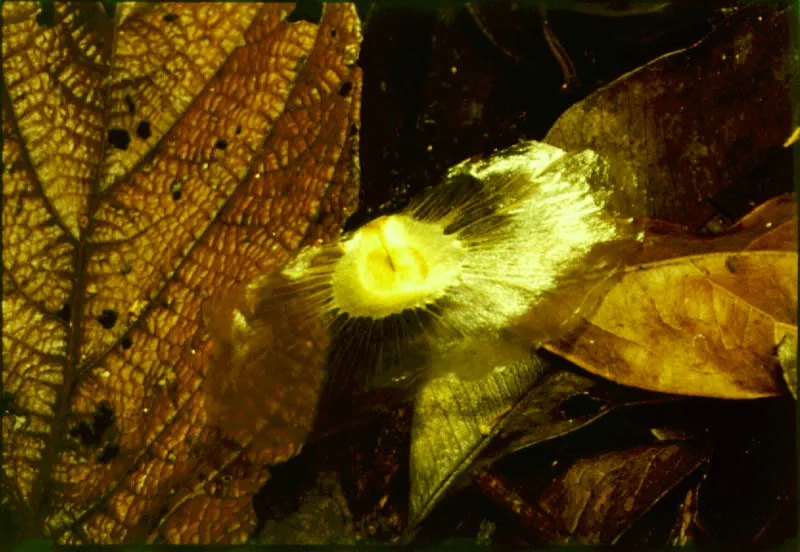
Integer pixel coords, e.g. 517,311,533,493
204,140,645,436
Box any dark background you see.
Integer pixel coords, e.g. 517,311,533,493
351,0,786,230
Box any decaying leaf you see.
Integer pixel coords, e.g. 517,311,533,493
483,370,673,459
252,399,412,545
2,2,361,544
667,484,700,547
341,404,412,543
537,443,707,545
547,195,797,399
545,4,794,228
257,470,356,545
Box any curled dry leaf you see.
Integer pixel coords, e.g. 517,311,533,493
545,4,794,228
546,196,797,399
2,2,361,544
537,443,707,545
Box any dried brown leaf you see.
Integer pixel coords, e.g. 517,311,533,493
546,196,797,398
667,484,700,547
2,2,361,544
257,470,356,545
537,443,707,545
545,5,794,228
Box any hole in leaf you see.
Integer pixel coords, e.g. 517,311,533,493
120,264,132,275
285,0,323,24
136,120,151,140
70,402,115,446
97,309,118,329
558,393,607,419
330,28,337,37
107,128,131,150
100,0,115,19
56,302,71,322
235,125,243,135
170,180,183,201
70,423,93,446
120,335,133,350
124,94,135,114
214,139,228,150
1,393,19,415
338,81,353,97
163,13,177,22
35,1,55,27
348,124,358,137
97,443,120,463
92,403,115,438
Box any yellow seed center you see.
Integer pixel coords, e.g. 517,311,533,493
361,217,430,292
332,214,463,318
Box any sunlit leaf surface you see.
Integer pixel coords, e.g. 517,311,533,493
547,196,797,398
409,355,545,528
2,2,361,544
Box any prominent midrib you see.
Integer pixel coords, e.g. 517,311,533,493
26,6,336,541
24,4,115,538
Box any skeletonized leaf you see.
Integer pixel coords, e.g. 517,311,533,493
2,2,361,544
546,196,797,398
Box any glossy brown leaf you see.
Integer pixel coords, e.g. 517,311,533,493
537,443,707,545
2,2,361,544
546,196,797,398
545,4,793,228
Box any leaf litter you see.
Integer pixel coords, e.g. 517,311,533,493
3,3,362,544
2,1,796,547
